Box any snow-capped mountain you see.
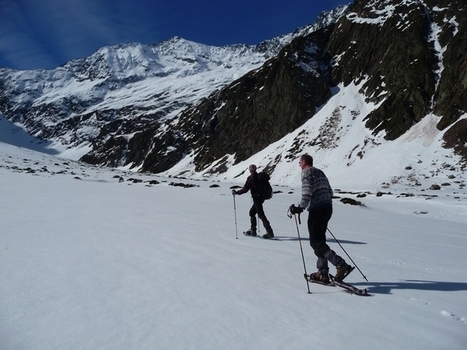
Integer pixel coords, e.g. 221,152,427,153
0,38,278,152
0,6,345,158
1,1,466,191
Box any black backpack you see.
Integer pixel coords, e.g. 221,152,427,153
257,171,273,200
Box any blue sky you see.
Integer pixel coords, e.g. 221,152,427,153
0,0,348,70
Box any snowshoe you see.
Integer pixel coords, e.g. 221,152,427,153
334,264,354,282
309,271,331,284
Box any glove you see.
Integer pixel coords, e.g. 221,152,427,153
289,204,303,214
232,189,237,195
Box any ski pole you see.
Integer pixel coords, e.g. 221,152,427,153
327,228,368,281
290,211,311,294
233,193,238,239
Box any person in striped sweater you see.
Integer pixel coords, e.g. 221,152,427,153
289,154,352,283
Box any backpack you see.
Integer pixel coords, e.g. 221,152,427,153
257,171,273,200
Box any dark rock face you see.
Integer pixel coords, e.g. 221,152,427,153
328,0,467,142
176,28,334,171
171,0,467,170
430,0,467,129
442,119,467,164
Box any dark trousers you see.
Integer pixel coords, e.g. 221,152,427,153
249,198,272,234
307,203,344,272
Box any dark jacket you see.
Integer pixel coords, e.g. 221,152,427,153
236,172,261,199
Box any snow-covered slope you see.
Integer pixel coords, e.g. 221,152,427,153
1,140,466,350
165,81,467,194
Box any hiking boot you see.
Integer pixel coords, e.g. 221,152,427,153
262,232,274,239
245,229,257,237
309,271,330,284
334,264,352,282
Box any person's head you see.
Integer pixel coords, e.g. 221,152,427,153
249,164,257,173
299,154,313,170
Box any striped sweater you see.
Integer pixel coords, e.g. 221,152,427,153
298,166,333,210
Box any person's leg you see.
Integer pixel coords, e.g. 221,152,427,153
308,204,333,275
310,204,350,280
248,203,258,235
255,199,273,237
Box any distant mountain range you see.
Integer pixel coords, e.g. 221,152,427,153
1,0,466,190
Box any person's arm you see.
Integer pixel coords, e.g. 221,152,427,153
234,176,252,195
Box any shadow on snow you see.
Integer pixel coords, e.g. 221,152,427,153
359,280,467,294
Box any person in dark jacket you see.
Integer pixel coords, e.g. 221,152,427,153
233,164,274,239
289,154,352,282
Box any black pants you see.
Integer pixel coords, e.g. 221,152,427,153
307,203,345,271
249,198,272,234
308,203,333,257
